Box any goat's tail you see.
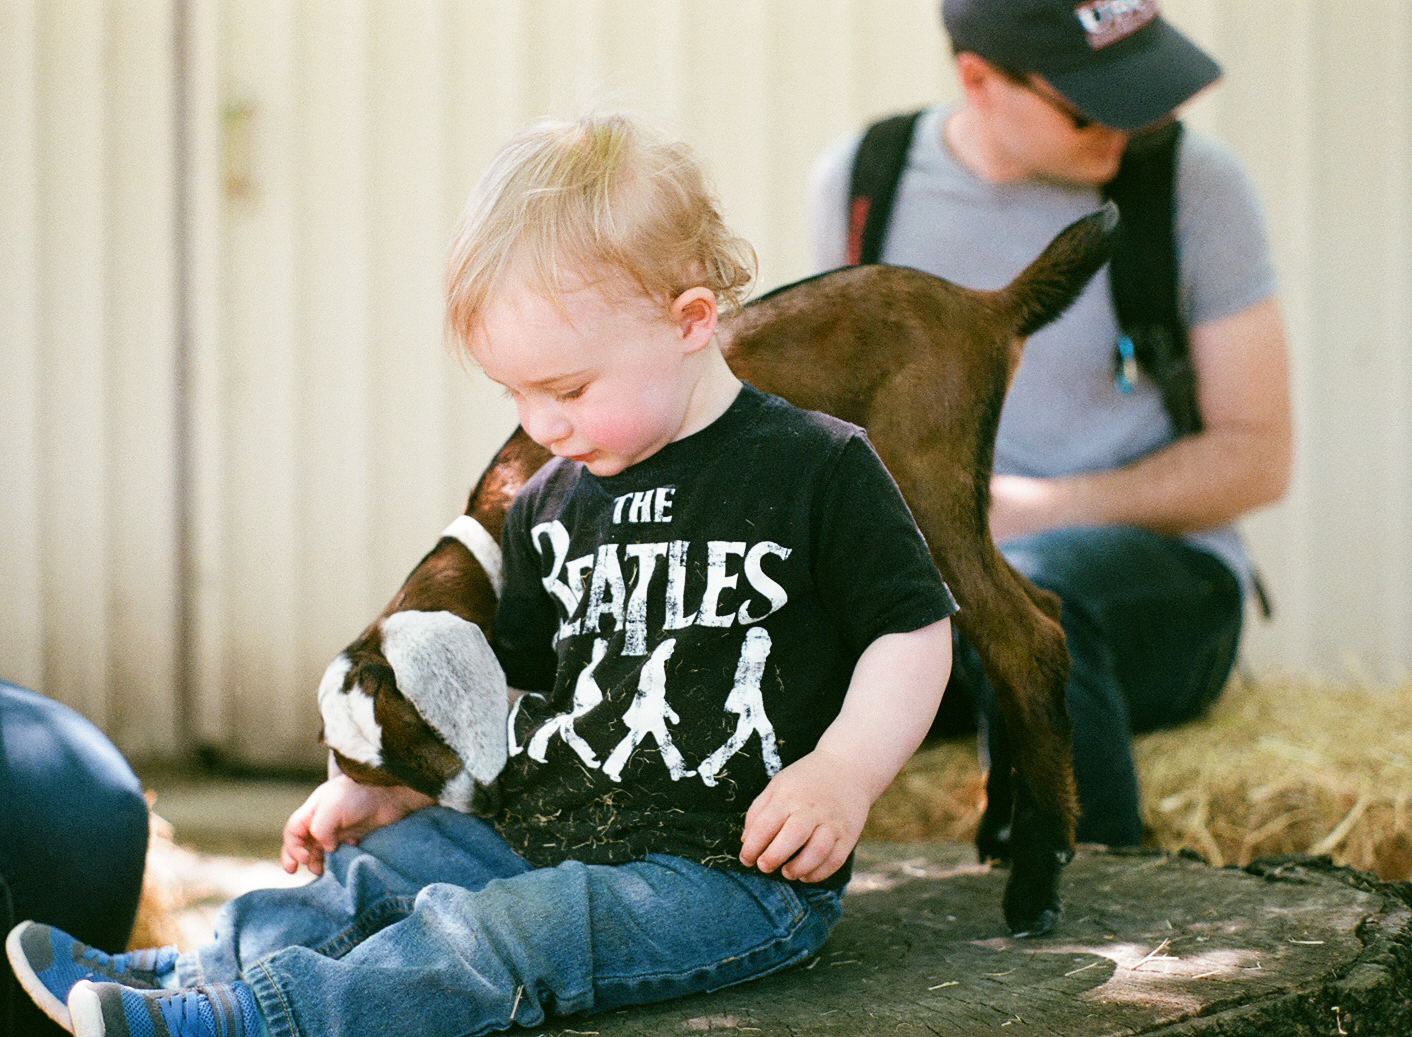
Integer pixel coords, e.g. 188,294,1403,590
996,201,1119,338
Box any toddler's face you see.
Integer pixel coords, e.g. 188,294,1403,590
470,279,697,477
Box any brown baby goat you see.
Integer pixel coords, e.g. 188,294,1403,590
317,203,1119,936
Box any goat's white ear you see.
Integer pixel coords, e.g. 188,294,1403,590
437,769,480,813
380,609,509,784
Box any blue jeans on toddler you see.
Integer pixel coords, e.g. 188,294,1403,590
181,807,841,1037
951,525,1243,848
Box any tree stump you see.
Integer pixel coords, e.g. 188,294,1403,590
522,843,1412,1036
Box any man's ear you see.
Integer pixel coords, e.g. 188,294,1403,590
955,51,1003,111
671,287,719,354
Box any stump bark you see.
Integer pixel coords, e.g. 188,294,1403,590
522,843,1412,1036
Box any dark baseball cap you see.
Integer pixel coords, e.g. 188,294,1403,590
942,0,1222,131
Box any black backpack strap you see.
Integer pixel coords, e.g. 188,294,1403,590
1103,124,1274,617
1102,121,1202,436
846,110,923,266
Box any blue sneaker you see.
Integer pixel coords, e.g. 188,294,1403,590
68,980,265,1037
6,921,179,1031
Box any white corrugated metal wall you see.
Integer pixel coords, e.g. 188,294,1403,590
1,0,1408,768
1,0,184,760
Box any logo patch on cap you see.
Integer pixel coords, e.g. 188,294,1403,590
1074,0,1159,50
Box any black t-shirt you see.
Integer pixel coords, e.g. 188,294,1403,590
492,384,956,886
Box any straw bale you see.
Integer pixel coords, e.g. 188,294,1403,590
866,675,1412,882
1135,673,1412,879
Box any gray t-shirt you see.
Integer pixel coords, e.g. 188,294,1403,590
806,104,1278,585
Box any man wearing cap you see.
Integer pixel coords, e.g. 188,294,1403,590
807,0,1292,847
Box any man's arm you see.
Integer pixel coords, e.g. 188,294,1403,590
739,618,952,883
989,296,1293,540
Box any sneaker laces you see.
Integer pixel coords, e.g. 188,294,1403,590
150,983,260,1037
78,943,176,986
155,988,211,1033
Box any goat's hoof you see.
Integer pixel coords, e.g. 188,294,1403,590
1002,870,1063,936
1008,905,1062,939
1002,830,1069,936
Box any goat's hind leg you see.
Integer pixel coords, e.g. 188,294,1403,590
866,407,1076,934
972,574,1063,863
952,558,1076,936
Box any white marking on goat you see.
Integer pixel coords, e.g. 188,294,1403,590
317,653,384,766
441,515,504,598
380,610,509,792
437,768,480,812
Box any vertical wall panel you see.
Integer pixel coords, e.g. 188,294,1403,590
521,0,602,118
439,0,528,226
1206,0,1320,677
1303,6,1401,679
597,0,683,124
0,0,45,690
437,0,524,501
36,3,112,727
677,1,772,286
1388,13,1412,671
104,0,182,758
364,0,455,599
849,0,952,119
0,0,182,756
186,0,234,751
214,0,305,763
285,0,374,756
762,0,852,286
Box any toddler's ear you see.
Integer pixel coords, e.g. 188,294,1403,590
672,286,718,351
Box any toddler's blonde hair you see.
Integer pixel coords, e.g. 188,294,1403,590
445,113,756,351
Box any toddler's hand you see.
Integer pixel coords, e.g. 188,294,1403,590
280,775,433,876
739,749,870,883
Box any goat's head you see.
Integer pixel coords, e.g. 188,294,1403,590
318,609,508,813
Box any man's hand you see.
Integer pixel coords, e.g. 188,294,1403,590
739,748,871,883
280,774,434,876
987,299,1292,543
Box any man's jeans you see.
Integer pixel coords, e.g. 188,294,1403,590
951,525,1243,847
180,809,842,1037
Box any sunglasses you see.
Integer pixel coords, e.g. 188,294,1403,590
999,69,1097,132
